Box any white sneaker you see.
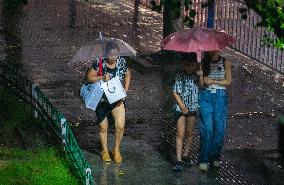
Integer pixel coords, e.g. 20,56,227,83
198,163,209,171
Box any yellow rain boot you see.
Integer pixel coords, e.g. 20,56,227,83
101,150,111,164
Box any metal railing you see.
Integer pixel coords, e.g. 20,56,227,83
141,0,284,74
191,0,284,74
0,61,95,185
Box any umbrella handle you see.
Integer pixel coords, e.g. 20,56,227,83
197,51,202,63
99,32,105,58
198,63,202,70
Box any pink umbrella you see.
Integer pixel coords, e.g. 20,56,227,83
161,27,236,62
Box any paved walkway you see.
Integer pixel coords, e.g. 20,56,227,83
1,0,284,184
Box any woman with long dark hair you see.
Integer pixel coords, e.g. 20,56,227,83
198,50,232,171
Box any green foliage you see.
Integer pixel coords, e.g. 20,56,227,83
4,0,26,10
163,0,183,19
201,0,214,8
184,0,192,11
0,87,44,131
184,2,196,28
0,147,79,185
183,16,194,28
163,0,185,37
156,0,194,25
0,87,32,129
188,9,196,17
150,0,164,13
244,0,284,49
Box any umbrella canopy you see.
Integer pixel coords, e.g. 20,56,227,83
161,27,236,62
69,36,137,73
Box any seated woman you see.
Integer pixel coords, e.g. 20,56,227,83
86,42,131,164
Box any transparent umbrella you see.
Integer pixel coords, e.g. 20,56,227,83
69,33,137,73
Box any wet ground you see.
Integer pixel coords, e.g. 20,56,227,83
1,0,284,184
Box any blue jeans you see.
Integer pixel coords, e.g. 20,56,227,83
198,89,228,163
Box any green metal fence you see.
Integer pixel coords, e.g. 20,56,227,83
0,61,95,185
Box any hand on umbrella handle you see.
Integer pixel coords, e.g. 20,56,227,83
196,70,203,77
196,64,203,76
103,73,110,82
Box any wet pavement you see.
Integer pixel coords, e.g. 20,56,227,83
1,0,284,184
84,136,203,185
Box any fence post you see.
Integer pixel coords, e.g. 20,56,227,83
61,118,67,145
207,0,215,28
85,167,92,185
31,83,39,118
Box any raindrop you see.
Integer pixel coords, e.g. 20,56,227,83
271,111,276,117
256,138,262,142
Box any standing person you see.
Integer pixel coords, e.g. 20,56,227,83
86,42,131,164
198,50,232,171
172,54,203,172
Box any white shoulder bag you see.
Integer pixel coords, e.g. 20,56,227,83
101,76,126,104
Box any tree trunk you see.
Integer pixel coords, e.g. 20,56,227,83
163,0,184,38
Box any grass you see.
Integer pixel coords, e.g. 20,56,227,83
0,86,80,184
0,147,79,185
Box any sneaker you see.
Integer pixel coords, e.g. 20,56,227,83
173,161,183,172
212,160,221,168
182,156,194,167
198,163,209,171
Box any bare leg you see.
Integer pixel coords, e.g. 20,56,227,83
99,117,111,162
183,116,197,157
176,116,186,161
99,117,109,152
111,101,125,163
